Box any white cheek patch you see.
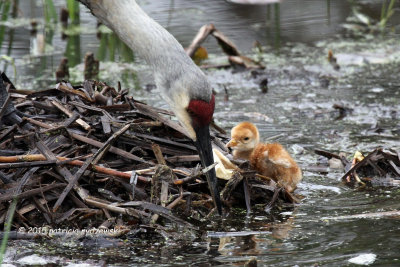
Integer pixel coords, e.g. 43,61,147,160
161,88,196,140
173,91,190,108
175,107,196,140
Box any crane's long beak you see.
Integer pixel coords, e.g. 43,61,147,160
194,125,222,215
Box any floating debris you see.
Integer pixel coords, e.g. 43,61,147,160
328,49,340,70
348,253,377,266
322,210,400,221
315,148,400,187
186,24,264,69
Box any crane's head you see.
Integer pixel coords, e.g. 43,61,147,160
226,121,260,152
163,72,222,215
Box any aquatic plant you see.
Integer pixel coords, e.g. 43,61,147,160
67,0,80,24
379,0,396,30
0,0,11,50
43,0,57,24
344,0,397,35
0,198,17,265
41,0,57,53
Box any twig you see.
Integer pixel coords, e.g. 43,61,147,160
0,124,17,142
0,160,57,169
14,167,40,196
174,162,218,185
35,139,89,211
133,101,189,138
53,123,132,211
151,143,166,165
265,188,282,212
51,99,91,131
0,183,66,203
68,100,113,121
340,148,381,182
56,83,94,102
68,130,150,164
166,155,200,163
314,149,341,159
186,24,215,57
212,29,240,56
0,154,151,182
221,171,243,201
0,92,11,121
85,196,145,218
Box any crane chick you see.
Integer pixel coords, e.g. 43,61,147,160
226,122,302,192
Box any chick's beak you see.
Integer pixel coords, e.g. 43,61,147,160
226,139,238,148
194,125,222,215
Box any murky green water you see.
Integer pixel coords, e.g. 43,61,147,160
2,0,400,266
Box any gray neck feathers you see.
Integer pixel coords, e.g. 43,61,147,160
79,0,211,102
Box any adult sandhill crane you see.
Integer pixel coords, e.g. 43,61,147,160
77,0,222,214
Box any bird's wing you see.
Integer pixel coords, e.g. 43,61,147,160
263,150,292,168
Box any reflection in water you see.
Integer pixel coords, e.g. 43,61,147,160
63,1,81,67
218,235,259,256
215,214,295,257
273,3,280,50
327,0,331,25
97,30,135,63
30,33,45,56
65,34,81,67
263,3,282,51
0,0,17,76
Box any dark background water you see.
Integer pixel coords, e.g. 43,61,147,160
2,0,399,90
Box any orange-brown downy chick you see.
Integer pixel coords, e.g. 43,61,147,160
226,122,302,192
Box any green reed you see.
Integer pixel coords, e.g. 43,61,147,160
0,198,18,265
380,0,396,30
0,0,11,50
67,0,80,24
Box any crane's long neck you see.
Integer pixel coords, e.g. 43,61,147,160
78,0,195,90
78,0,213,140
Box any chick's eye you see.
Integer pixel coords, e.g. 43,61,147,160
243,137,250,141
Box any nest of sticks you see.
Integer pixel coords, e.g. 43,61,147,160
0,73,296,238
